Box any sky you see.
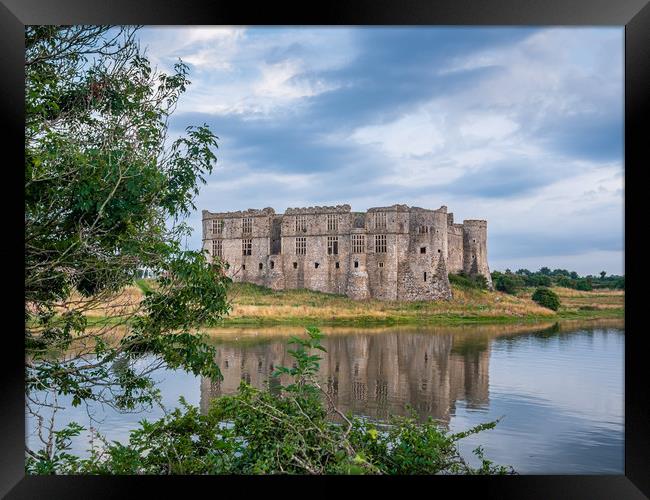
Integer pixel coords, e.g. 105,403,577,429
138,26,624,276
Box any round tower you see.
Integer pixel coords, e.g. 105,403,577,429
462,220,493,289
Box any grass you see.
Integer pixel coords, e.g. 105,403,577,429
220,282,623,326
62,280,624,328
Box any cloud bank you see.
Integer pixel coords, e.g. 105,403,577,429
139,26,624,275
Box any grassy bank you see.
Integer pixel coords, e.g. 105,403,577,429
65,280,623,328
220,282,623,327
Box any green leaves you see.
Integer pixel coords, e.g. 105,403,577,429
25,26,230,422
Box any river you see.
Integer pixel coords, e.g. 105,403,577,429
26,320,624,474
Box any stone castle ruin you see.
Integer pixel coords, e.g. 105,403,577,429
202,204,491,301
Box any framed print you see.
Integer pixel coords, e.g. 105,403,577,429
4,0,649,497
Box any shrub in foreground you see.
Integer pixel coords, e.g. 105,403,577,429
26,328,515,475
531,287,561,311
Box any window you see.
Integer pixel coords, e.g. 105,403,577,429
335,262,340,269
374,212,387,229
242,217,252,234
375,234,387,253
354,261,359,268
418,225,429,234
212,219,224,235
295,215,307,232
327,214,338,231
378,262,384,268
314,262,319,269
352,234,365,254
242,264,246,270
212,239,223,258
270,261,275,269
295,237,306,255
420,247,426,254
259,263,263,270
424,272,427,282
327,236,339,255
242,238,252,256
437,249,441,253
293,262,298,269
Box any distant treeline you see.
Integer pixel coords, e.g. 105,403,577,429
491,267,624,294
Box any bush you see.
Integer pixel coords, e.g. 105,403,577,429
575,279,593,291
492,271,524,295
448,272,488,290
26,327,515,476
531,287,561,311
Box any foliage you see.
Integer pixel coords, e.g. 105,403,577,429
491,271,525,295
531,288,561,311
26,328,515,475
504,268,623,291
25,25,230,458
448,272,489,291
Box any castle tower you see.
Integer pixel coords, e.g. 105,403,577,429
346,229,370,299
462,220,493,289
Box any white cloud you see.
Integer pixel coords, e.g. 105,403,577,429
137,27,623,274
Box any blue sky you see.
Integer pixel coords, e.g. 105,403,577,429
139,26,624,275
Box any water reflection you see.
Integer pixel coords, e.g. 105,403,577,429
26,320,624,473
200,323,584,424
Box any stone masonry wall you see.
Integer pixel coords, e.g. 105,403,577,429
202,204,491,301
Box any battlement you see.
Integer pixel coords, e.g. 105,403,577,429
463,219,487,226
284,204,351,215
204,207,275,218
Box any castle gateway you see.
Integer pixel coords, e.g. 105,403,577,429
202,204,491,301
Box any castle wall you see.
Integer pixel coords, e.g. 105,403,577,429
202,204,491,301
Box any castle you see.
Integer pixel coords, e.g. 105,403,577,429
202,204,491,301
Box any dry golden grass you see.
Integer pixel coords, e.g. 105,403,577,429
547,287,624,311
66,280,623,326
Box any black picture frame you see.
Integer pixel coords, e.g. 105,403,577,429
3,0,648,497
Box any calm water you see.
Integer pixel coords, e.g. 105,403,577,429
26,321,624,474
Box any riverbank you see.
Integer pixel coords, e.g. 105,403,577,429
71,281,623,329
218,282,623,327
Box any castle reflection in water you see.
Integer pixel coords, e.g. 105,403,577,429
200,330,491,423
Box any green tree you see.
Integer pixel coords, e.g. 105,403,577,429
25,26,230,461
531,287,561,311
600,271,607,279
491,271,524,295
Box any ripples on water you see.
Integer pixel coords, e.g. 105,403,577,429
26,321,624,474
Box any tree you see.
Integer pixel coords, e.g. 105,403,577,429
25,26,230,460
575,279,593,291
531,287,561,311
600,271,607,279
491,271,524,295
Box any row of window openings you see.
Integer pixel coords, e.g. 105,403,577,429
296,214,340,232
214,216,444,236
212,218,253,235
214,213,389,235
216,238,442,257
420,247,442,254
238,260,385,271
